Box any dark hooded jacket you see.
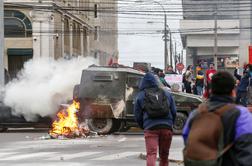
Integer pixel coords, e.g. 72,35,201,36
237,72,251,92
183,96,252,166
134,72,176,130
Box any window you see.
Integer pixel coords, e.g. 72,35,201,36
4,18,26,37
127,75,142,88
4,10,32,38
93,75,113,82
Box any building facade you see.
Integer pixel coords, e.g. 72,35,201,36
4,0,118,78
180,0,251,69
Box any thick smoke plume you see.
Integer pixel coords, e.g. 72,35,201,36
4,57,97,121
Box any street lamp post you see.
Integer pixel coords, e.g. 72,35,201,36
152,1,169,71
135,0,170,71
213,5,218,70
169,29,172,68
164,12,168,71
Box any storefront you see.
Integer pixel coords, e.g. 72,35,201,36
4,10,33,79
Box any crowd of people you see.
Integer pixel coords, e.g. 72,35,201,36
150,63,217,97
182,63,252,107
134,63,252,166
182,63,217,97
149,62,252,108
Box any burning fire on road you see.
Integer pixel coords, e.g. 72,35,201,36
49,101,90,139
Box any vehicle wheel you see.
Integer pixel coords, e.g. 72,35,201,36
173,112,188,134
111,119,123,132
87,118,114,134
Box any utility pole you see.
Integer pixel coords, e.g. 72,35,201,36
169,31,173,67
164,14,168,71
213,5,218,70
148,0,168,72
0,1,4,89
181,50,183,64
174,42,177,72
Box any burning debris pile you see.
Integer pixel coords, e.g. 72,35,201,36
49,101,91,139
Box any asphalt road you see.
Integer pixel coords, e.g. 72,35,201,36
0,129,184,166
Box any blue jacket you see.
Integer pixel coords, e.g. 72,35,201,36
134,72,177,130
237,73,251,92
183,96,252,166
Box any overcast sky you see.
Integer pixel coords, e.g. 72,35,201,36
118,0,182,69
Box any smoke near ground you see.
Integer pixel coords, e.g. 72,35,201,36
4,57,97,121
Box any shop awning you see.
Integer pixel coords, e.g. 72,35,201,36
7,48,33,56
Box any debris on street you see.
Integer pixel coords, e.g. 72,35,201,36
39,134,51,140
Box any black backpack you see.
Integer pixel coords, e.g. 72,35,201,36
143,88,170,118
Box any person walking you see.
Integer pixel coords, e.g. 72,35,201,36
134,72,176,166
183,65,193,93
195,65,204,96
183,71,252,166
235,64,252,106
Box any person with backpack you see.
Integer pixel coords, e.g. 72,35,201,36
134,72,176,166
183,71,252,166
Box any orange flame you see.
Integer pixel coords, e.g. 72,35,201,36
49,101,81,137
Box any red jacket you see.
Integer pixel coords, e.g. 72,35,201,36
204,69,217,99
206,69,217,84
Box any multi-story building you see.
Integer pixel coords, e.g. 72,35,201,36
4,0,118,78
180,0,251,69
89,0,118,66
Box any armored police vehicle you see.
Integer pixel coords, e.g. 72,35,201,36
74,66,202,134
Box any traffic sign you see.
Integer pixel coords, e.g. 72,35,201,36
176,63,185,71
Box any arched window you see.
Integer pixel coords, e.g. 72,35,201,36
4,10,32,37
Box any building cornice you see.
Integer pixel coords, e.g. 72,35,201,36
4,2,94,30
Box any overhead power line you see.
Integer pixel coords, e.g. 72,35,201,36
5,26,252,35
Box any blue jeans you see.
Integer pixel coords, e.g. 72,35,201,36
196,86,203,96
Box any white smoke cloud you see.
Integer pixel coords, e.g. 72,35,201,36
4,57,97,121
